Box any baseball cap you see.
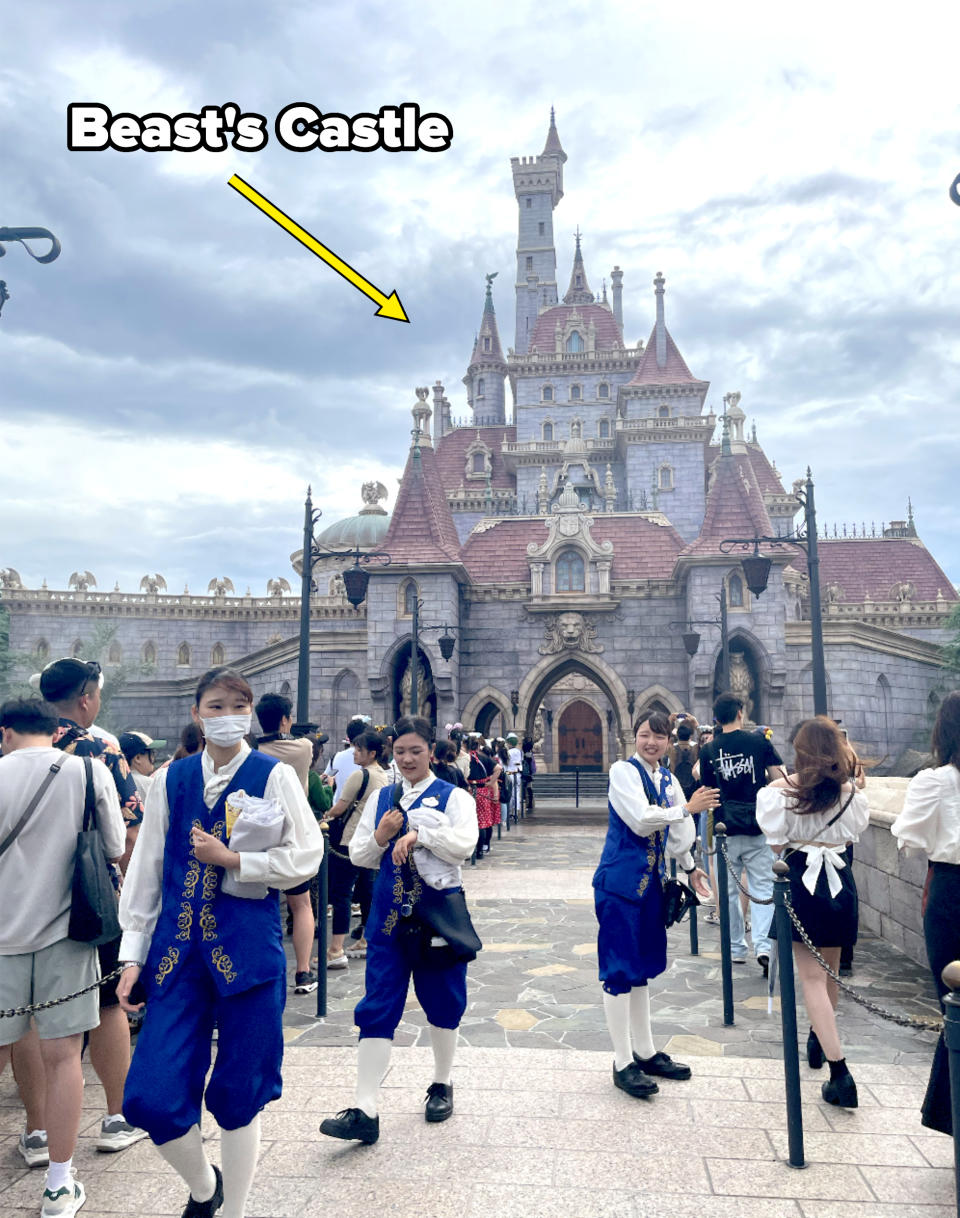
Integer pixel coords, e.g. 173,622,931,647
119,731,154,762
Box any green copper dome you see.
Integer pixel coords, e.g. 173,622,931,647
315,509,390,551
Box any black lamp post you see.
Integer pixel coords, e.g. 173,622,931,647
411,614,462,715
294,486,390,730
719,468,828,716
671,608,730,703
0,226,61,320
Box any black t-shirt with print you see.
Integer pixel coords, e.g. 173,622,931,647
699,729,784,836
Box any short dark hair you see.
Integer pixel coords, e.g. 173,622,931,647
195,667,253,707
393,716,434,745
677,722,694,742
633,709,671,736
713,692,743,726
39,658,100,704
932,690,960,769
433,739,456,764
0,697,59,736
172,721,204,760
345,718,367,744
354,729,384,761
256,692,292,733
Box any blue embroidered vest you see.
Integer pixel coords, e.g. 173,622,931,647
366,779,456,946
144,751,285,996
592,758,670,904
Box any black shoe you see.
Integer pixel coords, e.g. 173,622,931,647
181,1165,223,1218
821,1071,858,1108
806,1027,824,1070
424,1082,454,1123
613,1061,659,1098
633,1051,692,1081
757,954,769,978
319,1107,380,1144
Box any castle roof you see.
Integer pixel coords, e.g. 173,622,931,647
383,441,463,564
461,515,685,584
628,323,700,385
790,538,959,604
745,444,786,494
562,230,595,306
542,106,566,162
468,278,506,366
682,452,774,557
434,425,516,495
529,303,623,354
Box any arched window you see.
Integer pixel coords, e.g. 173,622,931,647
598,419,610,439
142,641,157,666
566,331,584,353
477,377,485,396
556,549,586,593
280,680,292,698
483,336,491,352
570,384,582,401
211,643,226,666
542,421,554,442
35,639,49,663
570,420,582,439
658,465,674,491
72,639,84,658
177,643,191,667
728,573,744,608
542,385,553,402
107,641,122,666
598,382,609,399
472,452,485,473
400,578,419,618
658,405,670,418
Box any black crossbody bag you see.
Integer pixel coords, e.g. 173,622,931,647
68,757,122,945
389,784,482,967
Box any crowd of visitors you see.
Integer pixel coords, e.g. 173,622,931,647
0,654,955,1215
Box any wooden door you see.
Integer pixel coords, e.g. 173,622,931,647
558,700,603,771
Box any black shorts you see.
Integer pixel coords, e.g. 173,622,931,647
98,935,121,1009
285,877,314,897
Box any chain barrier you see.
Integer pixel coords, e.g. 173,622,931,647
714,836,943,1033
0,966,125,1020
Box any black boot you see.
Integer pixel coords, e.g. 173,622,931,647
822,1059,858,1108
806,1027,824,1070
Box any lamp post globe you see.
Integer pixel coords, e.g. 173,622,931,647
741,553,772,598
342,564,369,609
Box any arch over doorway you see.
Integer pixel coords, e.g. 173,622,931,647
520,652,629,756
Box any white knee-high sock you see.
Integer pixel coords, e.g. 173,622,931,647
428,1025,457,1085
355,1038,392,1118
629,985,656,1060
155,1126,216,1202
602,991,633,1071
220,1117,260,1218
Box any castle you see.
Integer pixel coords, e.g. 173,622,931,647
3,112,956,769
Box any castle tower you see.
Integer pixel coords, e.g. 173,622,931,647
463,274,508,425
562,229,595,305
511,108,566,355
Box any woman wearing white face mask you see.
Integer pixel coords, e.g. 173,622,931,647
115,668,323,1218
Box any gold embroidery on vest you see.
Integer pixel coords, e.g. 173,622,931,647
183,859,201,900
636,832,662,899
211,945,237,983
175,901,193,941
155,946,180,985
199,903,218,941
383,909,398,936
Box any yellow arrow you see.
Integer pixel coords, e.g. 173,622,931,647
227,173,409,323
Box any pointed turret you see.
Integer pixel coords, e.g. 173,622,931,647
563,228,595,305
464,273,508,425
383,392,463,564
542,106,567,164
627,273,705,388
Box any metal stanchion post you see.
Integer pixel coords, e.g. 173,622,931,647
715,822,735,1027
575,768,581,809
941,961,960,1215
773,859,805,1169
316,826,329,1019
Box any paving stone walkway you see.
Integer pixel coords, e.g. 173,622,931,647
1,807,953,1216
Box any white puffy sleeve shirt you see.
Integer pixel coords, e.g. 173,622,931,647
755,785,871,847
891,764,960,862
608,756,696,871
119,743,324,963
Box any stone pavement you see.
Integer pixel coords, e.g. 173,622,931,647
0,808,954,1216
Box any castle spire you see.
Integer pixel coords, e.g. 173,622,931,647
464,273,507,425
654,271,666,368
542,106,567,163
563,227,595,304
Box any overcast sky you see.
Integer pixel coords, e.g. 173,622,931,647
3,0,959,595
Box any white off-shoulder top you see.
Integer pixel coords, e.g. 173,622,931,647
756,784,871,895
891,764,960,864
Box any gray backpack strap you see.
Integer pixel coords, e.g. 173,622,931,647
0,762,63,860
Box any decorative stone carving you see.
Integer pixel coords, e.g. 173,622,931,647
329,573,346,597
361,481,388,511
207,577,235,597
527,479,614,600
68,571,96,592
139,574,167,593
267,577,292,596
728,653,755,720
539,611,603,655
0,567,23,589
824,581,844,605
892,581,916,603
399,660,433,717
